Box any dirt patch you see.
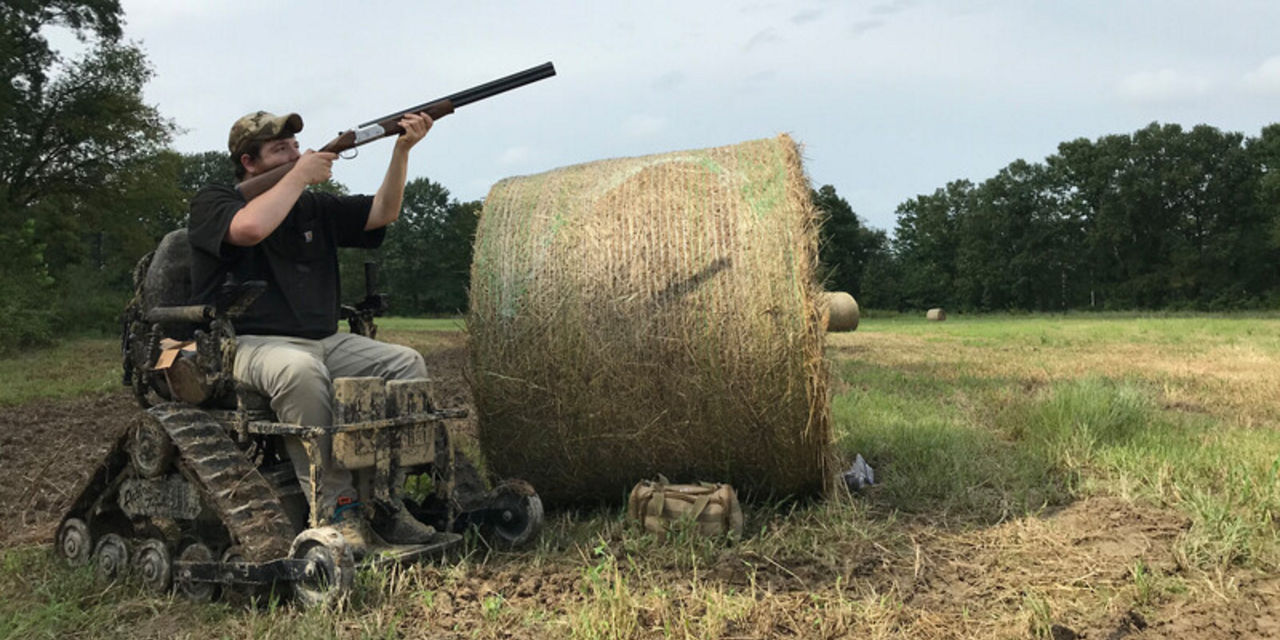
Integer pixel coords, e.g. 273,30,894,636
0,391,135,546
421,337,477,440
893,498,1192,637
1137,575,1280,638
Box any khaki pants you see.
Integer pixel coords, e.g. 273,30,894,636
233,333,428,517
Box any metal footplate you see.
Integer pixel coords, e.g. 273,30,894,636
360,531,463,569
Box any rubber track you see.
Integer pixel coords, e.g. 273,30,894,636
149,403,294,562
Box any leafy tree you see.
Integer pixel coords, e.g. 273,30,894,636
893,180,971,310
1050,123,1266,309
954,160,1085,311
858,248,904,310
179,150,236,193
339,177,480,315
379,178,480,314
0,0,173,350
1249,124,1280,302
812,184,888,301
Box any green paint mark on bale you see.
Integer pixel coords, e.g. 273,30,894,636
469,135,835,505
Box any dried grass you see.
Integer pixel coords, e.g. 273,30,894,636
927,308,946,321
468,135,833,504
823,291,859,332
834,324,1280,428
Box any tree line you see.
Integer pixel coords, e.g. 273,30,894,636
817,122,1280,313
7,1,1280,357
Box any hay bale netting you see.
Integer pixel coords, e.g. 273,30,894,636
927,307,947,321
469,135,834,504
822,292,859,332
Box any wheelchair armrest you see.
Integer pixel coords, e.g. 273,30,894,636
146,305,214,325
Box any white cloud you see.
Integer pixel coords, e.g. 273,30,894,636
653,71,685,91
120,0,221,30
792,9,823,25
744,28,782,51
870,0,913,17
1117,69,1211,104
622,114,666,137
850,19,885,36
1244,56,1280,94
469,177,499,196
498,146,531,165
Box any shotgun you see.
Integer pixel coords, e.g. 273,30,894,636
236,61,556,200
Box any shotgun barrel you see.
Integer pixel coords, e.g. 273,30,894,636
359,62,556,126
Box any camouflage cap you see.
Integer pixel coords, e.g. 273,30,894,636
227,111,304,157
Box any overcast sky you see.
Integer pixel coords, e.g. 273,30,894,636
103,0,1280,232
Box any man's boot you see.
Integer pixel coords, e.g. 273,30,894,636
329,496,375,561
371,502,436,545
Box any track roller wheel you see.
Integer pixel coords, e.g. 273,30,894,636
56,518,93,566
133,539,172,593
175,543,217,602
130,412,176,478
220,545,245,565
216,546,262,603
93,533,131,582
289,527,354,609
485,481,544,550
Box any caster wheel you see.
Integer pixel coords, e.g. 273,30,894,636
484,481,544,549
289,527,354,609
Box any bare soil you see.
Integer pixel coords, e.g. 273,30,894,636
0,390,133,546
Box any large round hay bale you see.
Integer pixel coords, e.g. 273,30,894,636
469,135,834,504
927,307,947,321
822,292,859,332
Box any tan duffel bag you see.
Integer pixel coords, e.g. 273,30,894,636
627,478,744,538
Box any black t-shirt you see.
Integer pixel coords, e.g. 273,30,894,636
187,184,385,339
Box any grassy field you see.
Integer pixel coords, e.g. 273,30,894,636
2,314,1278,639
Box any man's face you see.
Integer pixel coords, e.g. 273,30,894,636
241,136,301,177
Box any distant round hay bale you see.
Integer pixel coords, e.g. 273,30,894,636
927,307,946,321
822,292,859,332
469,135,834,504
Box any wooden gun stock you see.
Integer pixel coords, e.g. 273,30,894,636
236,61,555,201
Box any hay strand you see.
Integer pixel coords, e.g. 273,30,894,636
468,135,834,504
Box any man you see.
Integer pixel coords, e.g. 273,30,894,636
187,109,436,547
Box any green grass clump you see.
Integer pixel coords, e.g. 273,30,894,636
832,361,1070,521
371,316,465,332
0,338,119,407
1000,378,1280,568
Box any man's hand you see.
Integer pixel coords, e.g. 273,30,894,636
289,150,337,186
393,112,433,153
367,113,432,230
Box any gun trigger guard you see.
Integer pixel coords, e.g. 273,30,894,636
340,148,358,160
